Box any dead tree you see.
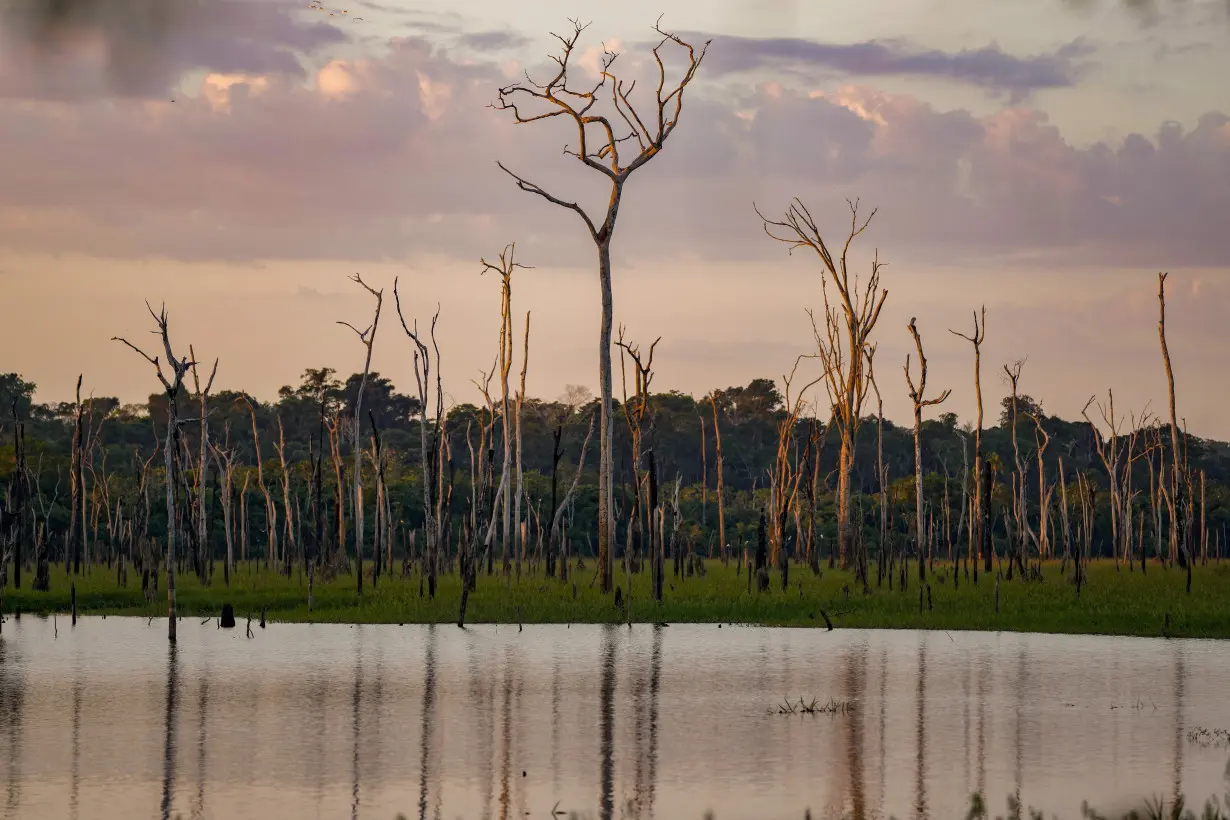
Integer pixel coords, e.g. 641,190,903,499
709,393,727,565
1002,361,1033,576
1082,391,1126,567
1200,470,1208,565
243,398,277,571
324,411,347,572
616,329,661,598
338,273,384,595
113,302,198,644
758,198,886,569
867,345,889,585
548,400,595,582
950,307,988,577
368,413,389,587
67,375,86,574
493,18,709,594
480,246,530,580
1058,457,1072,563
2,401,33,597
904,318,951,584
1028,413,1053,560
767,357,822,591
393,289,443,597
1157,273,1192,592
515,311,531,579
188,348,219,582
210,425,238,586
274,415,296,577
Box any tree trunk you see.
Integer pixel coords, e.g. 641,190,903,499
597,238,615,594
164,415,179,643
711,397,727,566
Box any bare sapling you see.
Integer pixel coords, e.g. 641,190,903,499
950,307,988,578
904,318,951,584
113,302,200,643
337,273,384,595
493,17,709,594
758,197,886,571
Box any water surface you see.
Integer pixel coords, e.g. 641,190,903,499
1,618,1228,819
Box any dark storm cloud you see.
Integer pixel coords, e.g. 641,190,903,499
684,34,1095,97
0,0,345,99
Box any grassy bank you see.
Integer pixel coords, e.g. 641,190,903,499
3,559,1229,638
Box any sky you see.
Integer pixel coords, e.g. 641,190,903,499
0,0,1228,437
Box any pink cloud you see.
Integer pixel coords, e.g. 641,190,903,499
0,22,1226,267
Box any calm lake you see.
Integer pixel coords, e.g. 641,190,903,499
0,619,1227,820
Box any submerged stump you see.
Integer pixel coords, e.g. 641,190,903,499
220,604,236,629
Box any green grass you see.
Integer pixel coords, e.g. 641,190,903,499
3,559,1229,638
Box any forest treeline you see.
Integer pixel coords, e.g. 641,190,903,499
2,362,1227,594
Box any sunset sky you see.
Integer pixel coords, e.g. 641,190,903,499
0,0,1227,436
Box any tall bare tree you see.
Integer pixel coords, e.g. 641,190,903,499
905,318,951,583
950,306,987,577
67,375,85,575
758,198,886,568
338,273,384,595
1157,272,1192,592
493,18,709,594
393,291,444,597
113,302,198,644
480,246,530,580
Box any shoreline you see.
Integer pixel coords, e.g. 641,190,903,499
4,559,1229,640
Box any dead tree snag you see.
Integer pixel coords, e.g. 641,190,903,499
493,18,709,594
113,302,200,643
904,318,951,584
758,198,886,570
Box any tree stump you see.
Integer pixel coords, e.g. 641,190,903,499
220,604,236,629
